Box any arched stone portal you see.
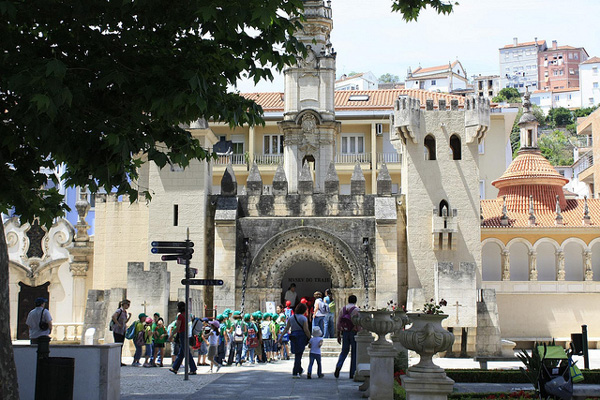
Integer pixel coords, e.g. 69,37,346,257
238,227,369,312
282,261,332,304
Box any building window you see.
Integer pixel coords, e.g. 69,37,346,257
593,67,598,75
424,135,436,160
569,53,573,59
431,80,436,85
575,53,579,59
341,134,365,154
449,134,461,160
264,135,284,154
569,68,575,75
594,82,599,89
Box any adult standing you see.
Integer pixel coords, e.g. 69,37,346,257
111,299,131,366
283,303,311,378
169,301,197,375
323,289,335,338
312,291,327,335
284,283,298,308
334,295,360,379
26,297,52,344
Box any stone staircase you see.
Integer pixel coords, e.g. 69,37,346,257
321,338,342,357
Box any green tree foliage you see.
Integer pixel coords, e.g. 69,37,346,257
0,1,458,398
379,73,401,84
574,105,599,118
493,87,522,103
539,130,574,166
547,107,574,127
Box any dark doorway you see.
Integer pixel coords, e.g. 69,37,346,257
281,261,331,307
17,281,50,340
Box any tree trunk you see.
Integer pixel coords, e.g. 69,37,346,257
0,221,20,399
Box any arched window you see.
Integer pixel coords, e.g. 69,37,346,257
424,135,436,160
450,134,461,160
439,200,449,217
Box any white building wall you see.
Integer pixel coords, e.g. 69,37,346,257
580,62,600,107
499,43,541,93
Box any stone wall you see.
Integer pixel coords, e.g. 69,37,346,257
82,288,126,344
476,289,502,356
127,262,170,326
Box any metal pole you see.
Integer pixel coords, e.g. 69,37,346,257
184,228,190,380
582,324,589,369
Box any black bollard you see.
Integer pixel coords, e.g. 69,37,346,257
582,325,590,370
34,337,75,400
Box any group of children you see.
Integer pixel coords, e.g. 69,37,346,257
124,301,327,378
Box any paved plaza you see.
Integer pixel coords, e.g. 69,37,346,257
120,350,600,399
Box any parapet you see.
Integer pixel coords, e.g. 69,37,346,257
465,96,490,144
392,97,421,144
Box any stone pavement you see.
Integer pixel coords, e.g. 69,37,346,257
121,350,600,400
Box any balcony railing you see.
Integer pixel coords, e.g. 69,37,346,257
214,153,246,165
376,152,402,164
574,150,594,177
335,153,371,164
570,135,593,148
254,154,283,165
50,322,84,343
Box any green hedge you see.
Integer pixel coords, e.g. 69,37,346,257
446,369,600,384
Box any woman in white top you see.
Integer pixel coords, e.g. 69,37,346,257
312,291,328,338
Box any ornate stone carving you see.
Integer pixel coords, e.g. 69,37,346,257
501,250,510,281
26,220,46,259
248,227,364,289
69,262,89,277
584,250,593,281
299,113,319,153
398,313,454,372
354,310,398,346
528,250,538,281
556,250,565,281
299,45,318,69
75,190,91,241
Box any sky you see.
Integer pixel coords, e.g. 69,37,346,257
234,0,600,93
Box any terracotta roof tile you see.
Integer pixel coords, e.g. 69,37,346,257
241,89,466,112
492,150,569,186
481,198,600,228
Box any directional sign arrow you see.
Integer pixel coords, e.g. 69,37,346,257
151,241,194,248
181,279,224,286
151,247,194,255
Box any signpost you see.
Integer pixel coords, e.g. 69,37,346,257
151,231,224,381
151,232,194,381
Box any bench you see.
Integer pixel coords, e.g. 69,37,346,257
356,363,370,395
573,385,600,400
474,356,519,370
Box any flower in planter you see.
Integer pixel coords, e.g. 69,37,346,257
418,298,448,315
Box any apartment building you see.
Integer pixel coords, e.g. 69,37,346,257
473,75,500,98
580,57,600,108
499,37,546,93
405,60,468,93
335,72,378,91
538,40,588,91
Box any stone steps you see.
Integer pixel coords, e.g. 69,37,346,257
321,338,342,357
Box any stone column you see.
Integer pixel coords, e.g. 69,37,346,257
371,123,377,194
248,126,255,166
69,192,93,323
528,250,538,281
214,219,237,312
584,250,593,281
556,250,565,281
501,250,510,281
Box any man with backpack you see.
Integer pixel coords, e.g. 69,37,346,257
334,295,360,379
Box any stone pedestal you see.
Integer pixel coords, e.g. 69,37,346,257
354,329,374,382
367,343,395,400
401,372,454,400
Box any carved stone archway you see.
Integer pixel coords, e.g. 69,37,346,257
246,226,366,291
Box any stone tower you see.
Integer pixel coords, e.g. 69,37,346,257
391,97,490,333
279,0,341,192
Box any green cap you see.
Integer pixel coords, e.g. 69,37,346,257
138,313,147,319
244,313,251,321
216,314,224,321
233,311,241,316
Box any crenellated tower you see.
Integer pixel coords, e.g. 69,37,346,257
391,96,490,338
278,0,341,192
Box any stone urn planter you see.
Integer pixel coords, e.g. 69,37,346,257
398,313,455,400
398,312,454,372
354,310,397,345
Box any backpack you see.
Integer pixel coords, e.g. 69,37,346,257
279,325,289,342
339,306,357,331
233,322,244,343
261,323,271,339
318,299,329,315
125,323,136,340
135,330,145,347
109,309,122,332
246,324,259,348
